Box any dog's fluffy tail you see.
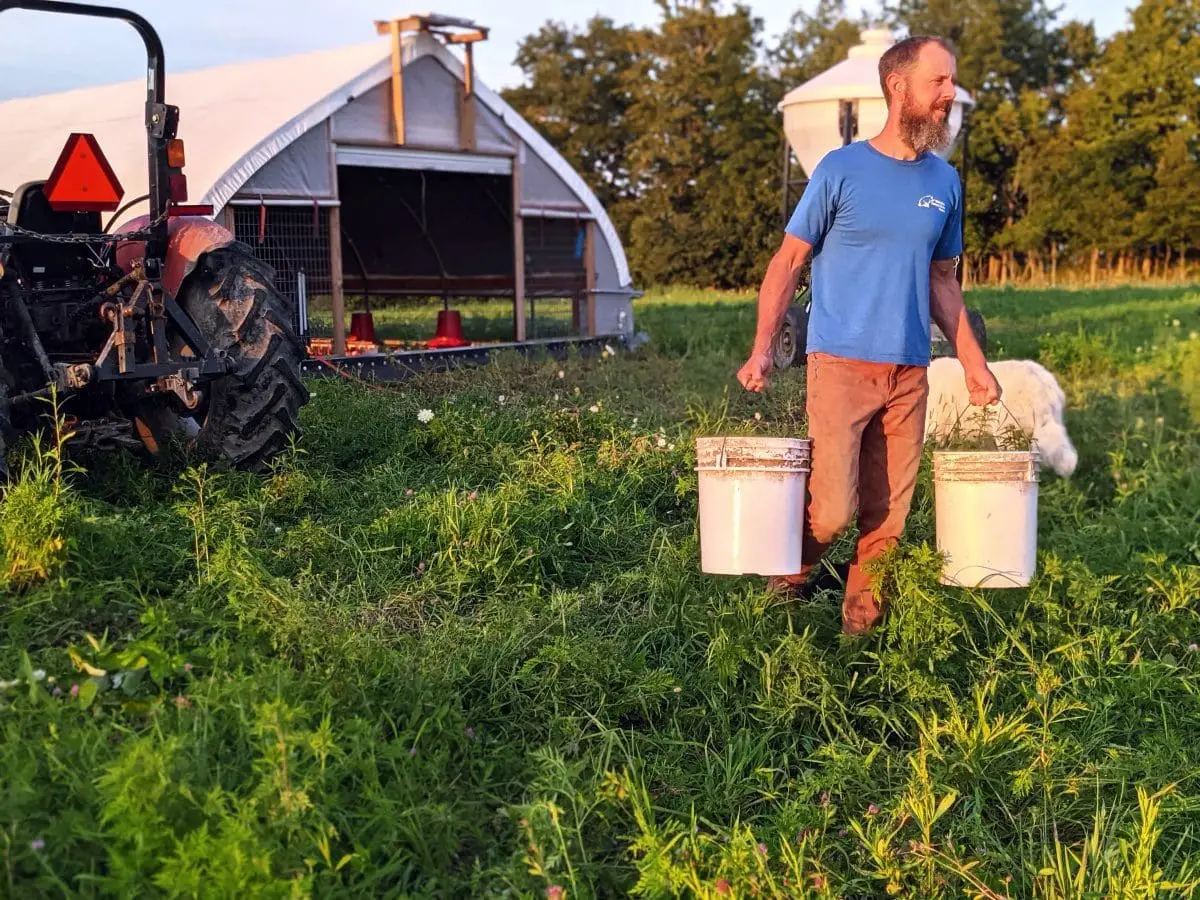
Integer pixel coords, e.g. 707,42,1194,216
1035,417,1078,477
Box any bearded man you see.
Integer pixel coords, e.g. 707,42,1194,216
736,35,1002,636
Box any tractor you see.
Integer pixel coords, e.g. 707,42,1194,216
0,0,308,480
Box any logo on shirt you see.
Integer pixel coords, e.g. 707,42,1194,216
917,194,947,213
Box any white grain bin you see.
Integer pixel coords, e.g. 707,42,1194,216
778,28,975,179
695,436,811,576
933,449,1040,588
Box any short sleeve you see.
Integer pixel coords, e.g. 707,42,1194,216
933,174,964,260
785,161,838,246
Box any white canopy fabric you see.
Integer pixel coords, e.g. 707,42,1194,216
0,32,631,289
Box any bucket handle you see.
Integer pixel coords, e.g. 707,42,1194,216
945,396,1032,448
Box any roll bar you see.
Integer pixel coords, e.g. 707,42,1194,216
0,1,173,262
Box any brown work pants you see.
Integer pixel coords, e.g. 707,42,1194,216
783,351,930,633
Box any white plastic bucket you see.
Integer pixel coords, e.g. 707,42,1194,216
695,436,811,575
933,448,1040,588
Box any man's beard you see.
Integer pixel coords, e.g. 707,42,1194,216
899,94,952,155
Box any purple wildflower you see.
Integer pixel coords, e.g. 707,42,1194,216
546,886,564,900
30,839,45,852
69,683,79,698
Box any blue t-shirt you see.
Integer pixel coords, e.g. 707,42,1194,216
785,140,963,366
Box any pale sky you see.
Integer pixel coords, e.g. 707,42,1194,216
0,0,1132,102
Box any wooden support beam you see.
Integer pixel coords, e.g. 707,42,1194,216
584,220,597,337
375,16,422,35
383,19,405,145
445,30,488,44
459,42,476,151
513,139,526,342
329,205,346,356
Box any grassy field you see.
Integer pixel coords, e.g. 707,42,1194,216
1,285,1199,898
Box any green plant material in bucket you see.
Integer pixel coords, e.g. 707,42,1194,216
929,404,1034,453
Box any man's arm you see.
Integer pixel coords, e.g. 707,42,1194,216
930,258,1001,405
737,234,812,392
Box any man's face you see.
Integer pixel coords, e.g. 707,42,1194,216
896,44,958,154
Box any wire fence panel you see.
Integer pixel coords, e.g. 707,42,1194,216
230,204,332,338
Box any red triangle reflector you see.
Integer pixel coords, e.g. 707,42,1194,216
44,133,125,213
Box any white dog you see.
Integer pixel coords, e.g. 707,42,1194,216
924,357,1078,477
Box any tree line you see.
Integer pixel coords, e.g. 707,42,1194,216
501,0,1200,290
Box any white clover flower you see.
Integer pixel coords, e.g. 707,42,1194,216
1172,319,1181,327
417,409,435,424
553,393,560,402
498,395,506,404
32,669,46,682
754,412,762,421
1190,331,1198,341
589,405,600,413
557,370,565,379
657,437,667,448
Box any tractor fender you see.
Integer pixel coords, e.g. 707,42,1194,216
114,215,237,298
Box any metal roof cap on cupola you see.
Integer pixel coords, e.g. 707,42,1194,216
777,28,974,178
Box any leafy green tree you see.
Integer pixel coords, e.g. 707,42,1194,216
771,0,871,87
885,0,1089,263
621,0,783,288
501,17,648,239
1077,0,1200,256
1140,130,1200,273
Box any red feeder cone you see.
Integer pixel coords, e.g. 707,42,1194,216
349,311,377,344
427,309,470,349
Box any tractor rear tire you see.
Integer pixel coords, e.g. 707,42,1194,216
138,245,309,473
773,291,810,370
0,340,14,484
966,307,988,355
